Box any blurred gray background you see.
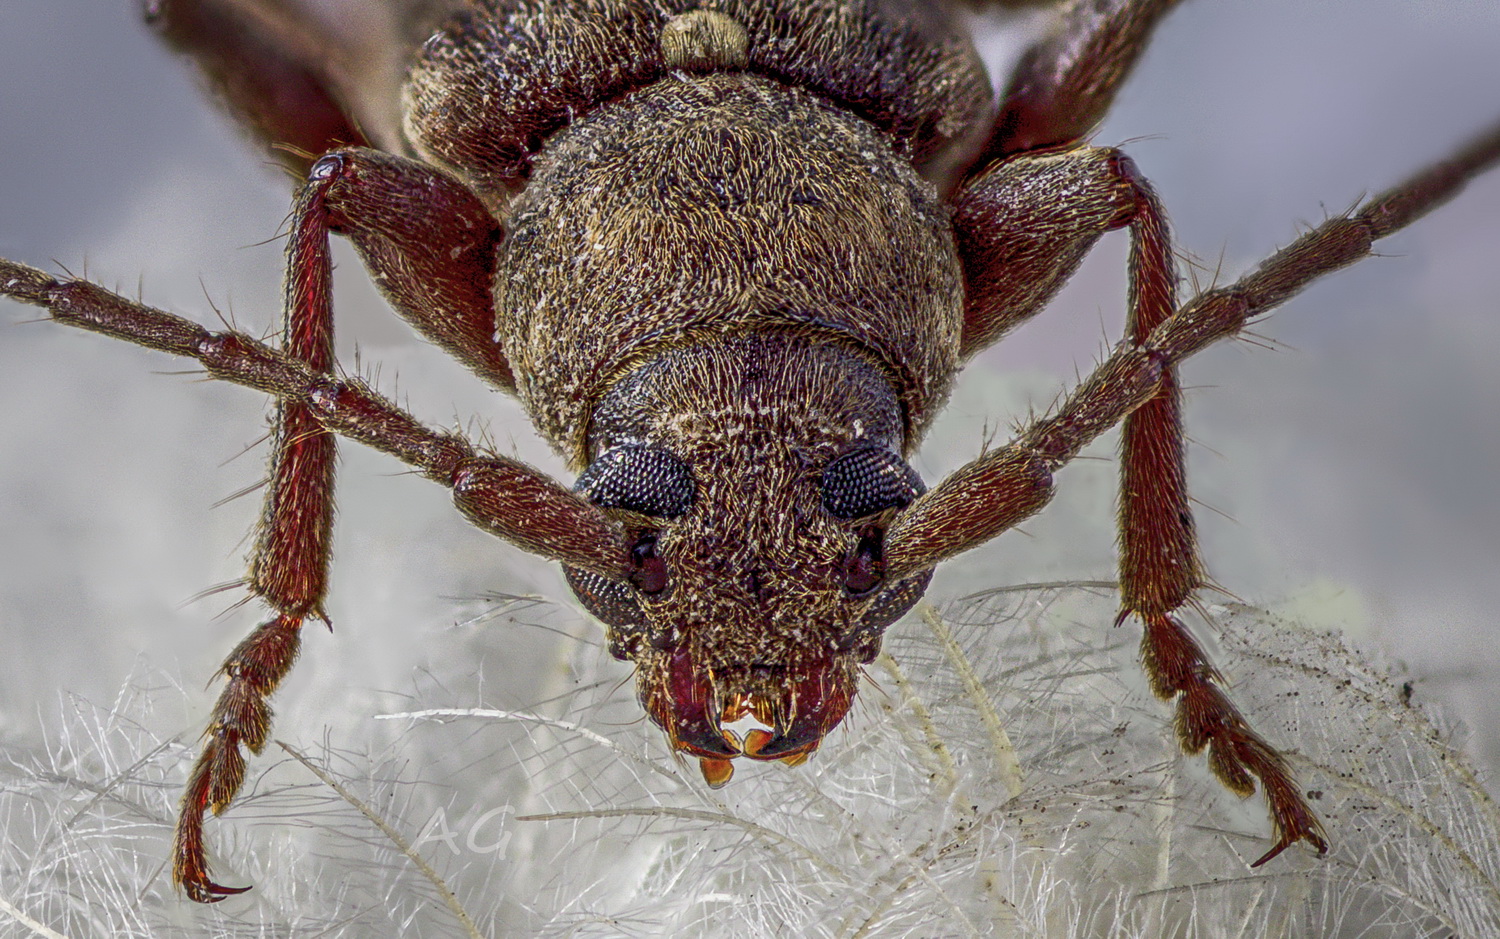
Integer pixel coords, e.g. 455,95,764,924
1,0,1498,826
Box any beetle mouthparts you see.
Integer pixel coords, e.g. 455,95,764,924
640,646,857,786
690,709,831,787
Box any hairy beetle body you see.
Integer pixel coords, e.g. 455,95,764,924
496,72,964,456
403,1,992,202
403,0,993,458
402,5,986,766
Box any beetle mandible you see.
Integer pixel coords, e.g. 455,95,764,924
3,0,1499,904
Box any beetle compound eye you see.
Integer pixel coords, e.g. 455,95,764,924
563,565,645,659
576,445,695,517
820,447,925,519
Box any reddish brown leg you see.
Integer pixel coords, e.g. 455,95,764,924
984,0,1185,161
169,148,508,900
890,119,1500,861
953,0,1188,354
922,144,1184,559
2,252,629,892
953,146,1137,357
1110,159,1329,866
1117,119,1500,865
948,143,1328,863
142,0,443,170
312,149,514,391
943,0,1327,863
170,151,343,902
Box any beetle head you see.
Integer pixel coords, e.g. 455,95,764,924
563,340,933,784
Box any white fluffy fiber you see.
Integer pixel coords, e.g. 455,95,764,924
4,584,1497,937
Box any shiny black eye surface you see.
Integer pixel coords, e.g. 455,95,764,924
820,447,924,519
576,445,695,517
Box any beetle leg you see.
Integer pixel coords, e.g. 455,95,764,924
305,148,514,391
159,157,349,901
1117,120,1500,857
894,118,1500,862
1,254,628,900
946,144,1185,577
950,138,1327,861
947,134,1325,866
1109,155,1334,867
0,147,562,900
951,0,1187,353
164,148,366,901
981,0,1185,162
141,0,441,170
145,0,366,173
953,145,1138,357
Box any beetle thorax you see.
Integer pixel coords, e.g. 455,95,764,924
492,71,965,458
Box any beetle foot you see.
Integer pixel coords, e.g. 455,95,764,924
171,614,303,902
173,737,253,902
1136,610,1329,863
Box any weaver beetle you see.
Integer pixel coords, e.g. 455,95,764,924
2,0,1498,903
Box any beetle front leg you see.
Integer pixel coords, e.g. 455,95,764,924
1097,164,1326,866
915,143,1329,864
899,120,1500,862
173,147,511,901
171,150,344,903
0,249,630,898
953,146,1138,357
1110,158,1331,868
947,146,1203,630
307,148,513,389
